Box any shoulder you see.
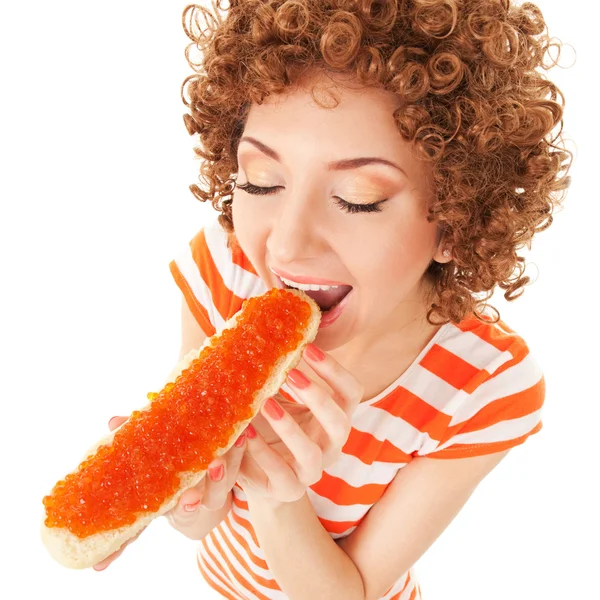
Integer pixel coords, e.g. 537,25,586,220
437,313,534,370
188,220,259,279
426,314,543,396
416,314,545,458
169,218,267,334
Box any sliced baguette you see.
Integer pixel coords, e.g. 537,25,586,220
41,288,321,569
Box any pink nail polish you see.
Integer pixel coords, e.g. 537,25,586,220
304,344,325,362
263,397,285,420
209,464,224,482
245,424,257,439
287,369,311,389
235,434,246,447
184,500,201,512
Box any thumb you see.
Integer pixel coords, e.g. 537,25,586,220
108,416,128,431
166,477,208,527
178,482,205,508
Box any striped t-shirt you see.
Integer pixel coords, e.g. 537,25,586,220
169,219,545,600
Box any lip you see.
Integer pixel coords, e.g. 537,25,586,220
319,288,353,328
269,266,349,287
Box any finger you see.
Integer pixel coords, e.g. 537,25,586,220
108,416,128,432
237,452,267,492
166,477,208,530
93,527,145,571
285,369,352,451
172,429,246,515
201,433,246,510
93,548,125,571
176,476,207,510
302,344,365,413
260,397,323,485
243,424,307,499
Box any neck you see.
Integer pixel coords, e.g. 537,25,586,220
332,287,439,372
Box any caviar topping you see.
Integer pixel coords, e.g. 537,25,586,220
43,289,311,538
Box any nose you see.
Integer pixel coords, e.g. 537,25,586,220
266,190,326,266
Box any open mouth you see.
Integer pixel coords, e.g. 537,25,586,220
283,283,353,313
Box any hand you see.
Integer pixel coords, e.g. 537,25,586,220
237,343,364,504
92,414,247,570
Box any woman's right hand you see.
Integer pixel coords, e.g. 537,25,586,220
164,419,247,525
93,415,247,570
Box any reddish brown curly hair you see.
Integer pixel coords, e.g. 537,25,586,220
180,0,572,325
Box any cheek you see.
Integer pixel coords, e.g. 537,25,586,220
231,196,266,261
231,199,248,248
231,195,254,238
231,194,244,227
361,222,438,286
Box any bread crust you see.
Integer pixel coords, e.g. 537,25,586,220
41,288,321,569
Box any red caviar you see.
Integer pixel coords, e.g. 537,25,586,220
42,289,312,538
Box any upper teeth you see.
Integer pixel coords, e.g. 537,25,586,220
279,275,339,291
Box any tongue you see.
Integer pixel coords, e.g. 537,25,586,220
301,285,352,312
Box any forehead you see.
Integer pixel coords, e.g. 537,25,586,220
244,77,401,138
239,75,424,177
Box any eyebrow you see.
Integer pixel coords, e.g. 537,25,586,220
239,136,408,176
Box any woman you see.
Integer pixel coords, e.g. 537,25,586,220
96,1,571,598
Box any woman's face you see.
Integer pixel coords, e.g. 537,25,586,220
232,73,446,352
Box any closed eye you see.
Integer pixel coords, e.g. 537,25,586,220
235,181,388,214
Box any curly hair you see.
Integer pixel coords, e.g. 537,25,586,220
180,0,572,325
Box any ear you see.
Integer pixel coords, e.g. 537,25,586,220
432,243,453,264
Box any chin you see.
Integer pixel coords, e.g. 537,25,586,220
313,316,357,352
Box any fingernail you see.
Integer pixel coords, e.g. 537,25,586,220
209,464,224,482
264,397,285,420
183,500,201,512
287,368,311,389
245,424,257,439
108,416,118,429
304,344,325,362
93,562,108,571
235,434,246,447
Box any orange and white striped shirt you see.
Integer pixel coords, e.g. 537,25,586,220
169,219,544,600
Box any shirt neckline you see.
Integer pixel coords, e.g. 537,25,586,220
280,321,453,409
357,321,453,408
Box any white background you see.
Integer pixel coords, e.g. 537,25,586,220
1,1,598,599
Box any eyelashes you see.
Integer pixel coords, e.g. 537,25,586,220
235,181,387,214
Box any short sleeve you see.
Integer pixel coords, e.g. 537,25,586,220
419,336,545,459
168,221,267,337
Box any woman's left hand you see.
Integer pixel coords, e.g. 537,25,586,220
237,343,364,504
